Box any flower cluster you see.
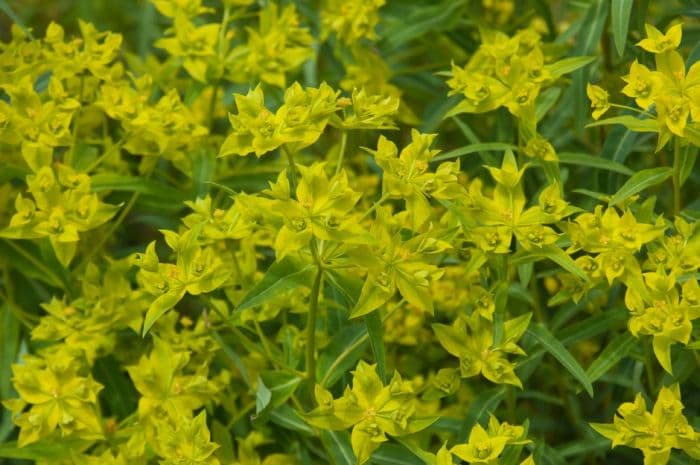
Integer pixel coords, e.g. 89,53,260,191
588,23,700,151
591,384,700,465
0,3,699,465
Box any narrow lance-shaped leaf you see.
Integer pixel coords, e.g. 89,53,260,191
527,324,594,397
320,430,356,465
458,387,506,442
611,0,633,56
546,56,596,78
269,405,314,435
585,332,637,384
511,246,589,282
365,311,387,383
254,371,303,420
371,443,426,465
586,116,658,133
91,173,187,201
557,152,634,175
319,324,369,388
678,144,698,186
0,305,20,400
608,167,672,206
142,288,186,336
432,143,517,162
236,256,315,311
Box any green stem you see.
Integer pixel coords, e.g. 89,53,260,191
672,137,681,217
306,267,323,383
506,386,517,423
609,103,654,118
207,83,219,130
644,340,657,394
335,130,348,176
254,320,275,361
227,400,255,428
218,6,231,58
85,138,125,173
360,194,390,221
282,145,298,194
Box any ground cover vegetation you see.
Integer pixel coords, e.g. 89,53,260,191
0,0,699,464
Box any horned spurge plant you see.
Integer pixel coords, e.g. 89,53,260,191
0,2,699,465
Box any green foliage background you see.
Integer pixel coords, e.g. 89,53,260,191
1,1,700,465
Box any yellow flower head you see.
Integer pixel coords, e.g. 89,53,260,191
586,83,610,120
637,23,682,54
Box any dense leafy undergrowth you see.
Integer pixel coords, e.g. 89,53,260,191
1,1,700,464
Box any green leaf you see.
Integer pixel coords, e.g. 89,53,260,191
679,144,698,186
372,443,425,465
91,173,187,201
572,188,610,202
557,436,611,458
211,330,251,386
92,355,138,419
608,167,672,206
535,87,562,122
269,405,314,435
527,324,594,397
0,0,34,39
217,169,279,193
575,0,609,55
546,56,596,78
395,438,437,465
191,149,216,198
319,324,369,388
611,0,633,56
254,371,302,419
458,387,506,442
571,0,608,133
492,281,509,346
534,439,567,465
432,143,517,162
142,288,186,336
319,430,355,465
586,116,658,133
236,256,314,312
211,420,235,463
324,269,363,310
0,305,20,401
382,0,465,51
364,311,387,383
255,375,273,416
0,439,91,460
558,152,634,175
449,117,499,166
558,309,628,345
522,308,629,380
585,333,637,384
511,246,588,282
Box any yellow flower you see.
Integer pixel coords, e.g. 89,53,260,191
637,23,682,54
621,60,661,110
591,384,700,465
586,83,610,120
